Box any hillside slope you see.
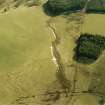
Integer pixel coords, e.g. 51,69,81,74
0,1,105,105
0,6,57,105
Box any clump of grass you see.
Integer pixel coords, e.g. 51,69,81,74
74,33,105,64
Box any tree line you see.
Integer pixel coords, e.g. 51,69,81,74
43,0,105,15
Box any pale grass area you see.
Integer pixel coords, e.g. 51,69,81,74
49,16,77,86
0,6,57,105
72,95,99,105
50,16,77,65
83,14,105,35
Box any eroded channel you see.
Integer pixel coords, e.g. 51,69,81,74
47,18,71,96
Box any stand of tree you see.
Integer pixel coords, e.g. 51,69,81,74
75,33,105,64
86,0,105,13
43,0,85,15
43,0,105,16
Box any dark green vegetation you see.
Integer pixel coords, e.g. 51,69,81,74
75,33,105,64
99,97,105,105
43,0,86,15
43,0,105,16
87,0,105,13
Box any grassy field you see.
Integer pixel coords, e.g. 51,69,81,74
0,2,105,105
49,13,99,105
48,13,105,105
82,14,105,97
83,14,105,35
0,6,58,105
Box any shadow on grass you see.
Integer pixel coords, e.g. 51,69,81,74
73,54,96,64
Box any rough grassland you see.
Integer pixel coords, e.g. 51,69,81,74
0,6,57,105
49,13,98,105
83,14,105,35
0,4,105,105
83,14,105,97
48,13,105,105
